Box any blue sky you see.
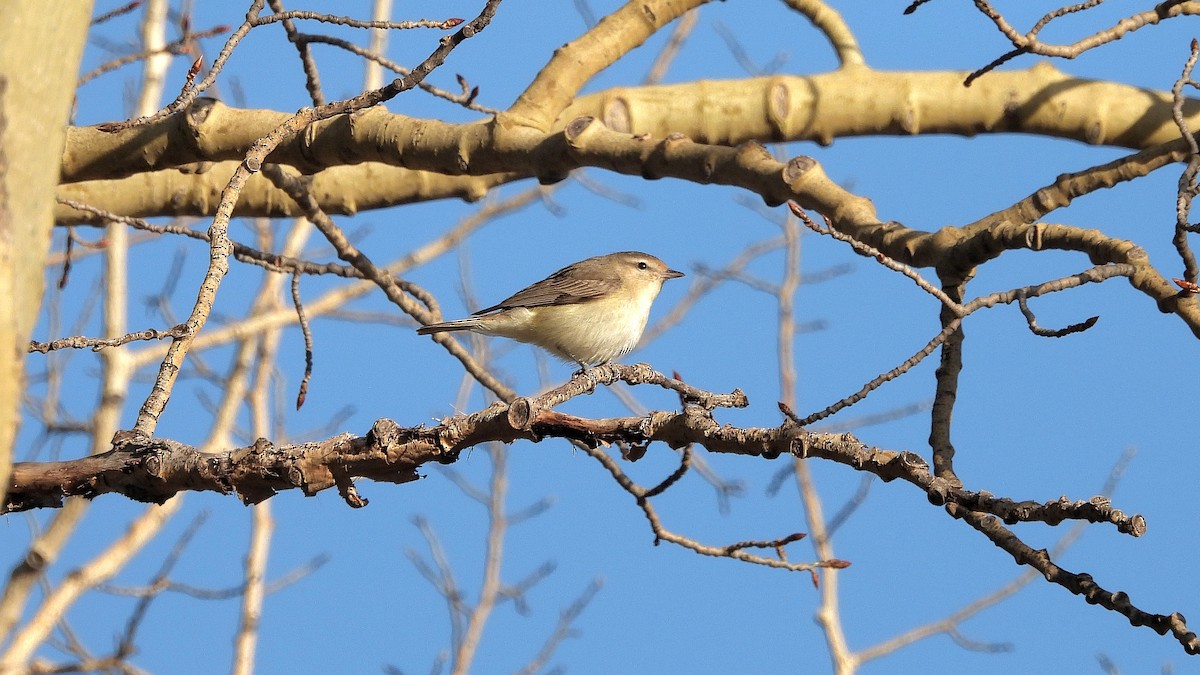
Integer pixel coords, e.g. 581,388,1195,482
12,1,1200,673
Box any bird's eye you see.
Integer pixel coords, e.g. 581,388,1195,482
637,261,648,270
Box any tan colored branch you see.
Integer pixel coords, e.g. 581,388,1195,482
59,66,1200,185
782,0,863,68
508,0,708,129
450,445,507,675
55,162,515,225
232,503,272,675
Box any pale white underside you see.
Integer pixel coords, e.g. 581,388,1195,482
464,279,662,365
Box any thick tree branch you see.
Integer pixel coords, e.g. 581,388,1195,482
6,362,1181,653
55,162,516,224
5,365,1146,545
60,66,1200,185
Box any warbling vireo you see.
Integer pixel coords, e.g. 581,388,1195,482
417,251,684,368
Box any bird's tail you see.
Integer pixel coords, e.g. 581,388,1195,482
416,318,485,335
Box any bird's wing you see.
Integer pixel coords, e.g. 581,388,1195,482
473,268,618,314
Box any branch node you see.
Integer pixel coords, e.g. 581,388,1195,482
507,397,534,430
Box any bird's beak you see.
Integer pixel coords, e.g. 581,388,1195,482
663,268,684,279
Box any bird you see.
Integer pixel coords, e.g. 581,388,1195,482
417,251,684,369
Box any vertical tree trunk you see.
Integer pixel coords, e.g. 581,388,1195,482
0,2,95,502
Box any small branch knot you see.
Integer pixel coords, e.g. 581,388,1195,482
507,397,533,430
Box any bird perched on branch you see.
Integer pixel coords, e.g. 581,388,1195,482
417,251,684,369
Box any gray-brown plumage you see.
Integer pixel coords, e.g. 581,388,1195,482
417,251,683,367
